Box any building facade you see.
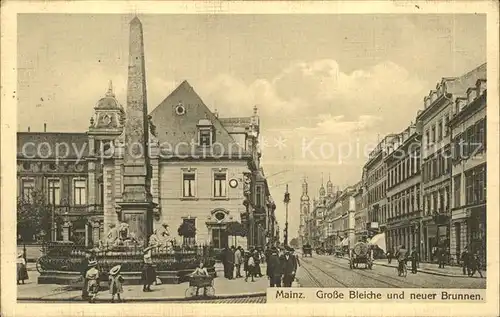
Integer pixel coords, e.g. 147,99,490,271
17,17,276,250
417,63,486,262
449,78,487,265
385,123,422,254
364,135,395,240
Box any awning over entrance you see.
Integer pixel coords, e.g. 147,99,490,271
368,233,386,253
338,237,349,247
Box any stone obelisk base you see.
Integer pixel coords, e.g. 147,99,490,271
118,201,155,245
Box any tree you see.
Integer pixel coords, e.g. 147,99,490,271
17,189,54,242
226,221,247,247
289,238,299,248
177,221,196,246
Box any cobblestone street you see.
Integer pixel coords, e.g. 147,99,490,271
296,254,486,289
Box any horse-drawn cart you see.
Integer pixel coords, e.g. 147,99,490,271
349,242,373,269
302,244,313,257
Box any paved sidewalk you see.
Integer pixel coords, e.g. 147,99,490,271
371,259,487,278
18,265,270,302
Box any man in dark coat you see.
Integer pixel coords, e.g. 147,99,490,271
437,247,447,268
266,248,282,287
222,246,234,279
410,247,419,274
460,248,470,276
281,247,297,287
80,252,91,299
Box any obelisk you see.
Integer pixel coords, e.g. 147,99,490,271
119,16,155,244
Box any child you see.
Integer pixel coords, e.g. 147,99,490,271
85,260,100,303
108,265,124,303
191,261,209,277
245,251,255,282
16,252,28,284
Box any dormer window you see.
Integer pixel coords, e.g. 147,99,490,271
467,88,477,104
197,118,214,146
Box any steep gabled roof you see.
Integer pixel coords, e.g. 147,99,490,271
149,80,249,158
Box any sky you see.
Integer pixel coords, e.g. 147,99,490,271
17,14,486,240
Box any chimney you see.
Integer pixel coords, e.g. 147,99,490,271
28,126,31,132
44,123,47,132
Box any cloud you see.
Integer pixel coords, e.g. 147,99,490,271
198,59,428,134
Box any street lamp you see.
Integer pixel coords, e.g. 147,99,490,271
283,184,290,247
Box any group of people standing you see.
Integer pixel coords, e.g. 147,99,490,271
460,248,484,278
220,245,300,287
221,246,265,282
79,248,157,303
266,246,300,287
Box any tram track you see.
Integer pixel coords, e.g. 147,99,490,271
313,255,423,288
300,257,350,287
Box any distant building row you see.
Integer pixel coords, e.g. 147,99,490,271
299,62,487,265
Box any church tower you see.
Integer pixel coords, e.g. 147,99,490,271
299,177,310,246
326,173,333,197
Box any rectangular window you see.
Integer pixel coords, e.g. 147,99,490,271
199,129,212,146
73,179,87,205
444,115,450,136
437,120,442,141
21,179,35,202
425,130,430,147
431,126,436,143
213,172,227,197
48,179,61,205
98,182,104,205
476,166,486,203
256,186,263,206
183,173,196,197
182,218,196,246
453,175,461,208
465,171,474,204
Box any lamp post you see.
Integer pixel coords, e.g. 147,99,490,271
283,184,290,247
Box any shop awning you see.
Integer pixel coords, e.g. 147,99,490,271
368,233,386,253
340,238,349,246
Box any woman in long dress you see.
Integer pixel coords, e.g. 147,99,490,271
16,252,28,284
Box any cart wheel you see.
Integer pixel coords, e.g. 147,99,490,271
185,286,197,298
205,286,215,297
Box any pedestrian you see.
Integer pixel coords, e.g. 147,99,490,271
190,261,210,296
234,246,243,278
108,265,124,303
468,253,483,278
266,248,282,287
386,250,392,264
460,248,470,276
290,248,301,269
245,251,256,282
281,247,297,287
410,247,419,274
85,260,100,303
221,246,233,279
254,250,263,277
438,247,446,268
229,246,236,279
80,252,91,299
16,252,28,285
141,247,156,292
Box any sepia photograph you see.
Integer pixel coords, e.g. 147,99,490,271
1,1,499,316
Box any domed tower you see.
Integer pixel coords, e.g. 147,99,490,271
299,177,310,246
319,175,326,199
327,173,333,197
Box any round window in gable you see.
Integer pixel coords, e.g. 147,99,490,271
175,104,186,116
215,212,225,221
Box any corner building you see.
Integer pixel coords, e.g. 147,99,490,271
417,63,486,262
449,77,487,266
